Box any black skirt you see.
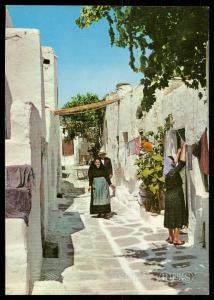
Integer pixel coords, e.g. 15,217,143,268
164,186,188,229
89,177,111,214
90,202,111,214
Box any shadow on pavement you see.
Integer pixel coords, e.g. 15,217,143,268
113,242,207,294
41,179,86,283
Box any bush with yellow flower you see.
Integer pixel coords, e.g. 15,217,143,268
135,114,174,213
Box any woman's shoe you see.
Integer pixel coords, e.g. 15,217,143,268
102,213,110,219
173,240,185,246
166,237,173,244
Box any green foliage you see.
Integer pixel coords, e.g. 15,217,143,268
76,6,208,112
135,114,174,196
60,93,105,154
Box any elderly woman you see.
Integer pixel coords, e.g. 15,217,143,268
163,144,188,246
88,157,116,218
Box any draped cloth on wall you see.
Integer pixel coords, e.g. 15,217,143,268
5,165,35,225
128,137,141,155
5,188,32,225
164,130,177,158
187,145,193,170
163,130,177,176
6,164,35,190
192,129,209,175
199,130,209,175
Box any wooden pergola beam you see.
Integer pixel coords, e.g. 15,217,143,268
54,97,120,116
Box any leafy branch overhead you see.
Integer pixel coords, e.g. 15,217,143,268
76,6,208,112
60,93,105,152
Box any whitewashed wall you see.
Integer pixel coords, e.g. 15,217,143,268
103,81,209,247
5,28,46,137
42,46,62,227
6,8,13,28
5,9,13,139
5,27,46,294
5,13,62,294
6,219,29,295
103,84,143,193
140,80,208,246
5,101,43,295
61,133,90,166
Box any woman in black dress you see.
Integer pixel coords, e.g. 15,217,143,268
88,157,115,218
163,144,188,246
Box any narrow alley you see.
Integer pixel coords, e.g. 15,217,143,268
5,6,210,296
32,165,209,295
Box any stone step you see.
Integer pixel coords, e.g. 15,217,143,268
31,280,68,295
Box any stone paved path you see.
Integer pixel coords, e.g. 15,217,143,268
32,166,209,295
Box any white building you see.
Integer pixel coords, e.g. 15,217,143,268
5,9,62,294
103,80,209,248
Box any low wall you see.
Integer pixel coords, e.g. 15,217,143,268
5,219,29,295
5,101,43,294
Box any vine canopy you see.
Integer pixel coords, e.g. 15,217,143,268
76,6,209,112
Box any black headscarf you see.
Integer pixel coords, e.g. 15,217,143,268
90,157,105,170
88,156,111,185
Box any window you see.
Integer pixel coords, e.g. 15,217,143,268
43,58,50,64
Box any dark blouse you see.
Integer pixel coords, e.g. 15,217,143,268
165,161,186,190
88,167,112,186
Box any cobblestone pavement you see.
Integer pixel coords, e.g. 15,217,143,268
33,167,209,295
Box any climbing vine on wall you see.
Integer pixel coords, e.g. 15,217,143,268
76,6,208,112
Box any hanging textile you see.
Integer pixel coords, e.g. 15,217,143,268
5,165,35,225
128,139,135,155
192,141,201,159
199,130,209,175
128,137,141,155
134,138,141,155
187,145,193,170
192,129,209,175
164,130,177,158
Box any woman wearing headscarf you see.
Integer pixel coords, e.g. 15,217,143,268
88,157,116,218
163,143,188,246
